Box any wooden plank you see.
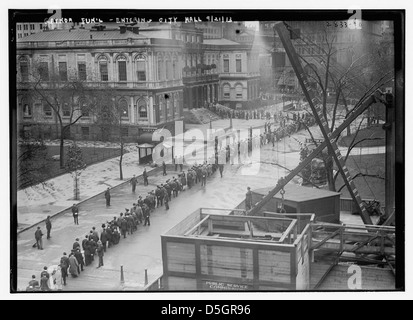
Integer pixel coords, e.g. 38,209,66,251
164,210,201,235
166,276,197,291
279,220,298,243
184,215,210,236
162,234,295,252
166,242,196,274
209,213,294,224
312,241,395,255
317,265,395,290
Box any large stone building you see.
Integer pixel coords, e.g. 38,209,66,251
258,20,385,94
16,25,184,142
16,21,262,142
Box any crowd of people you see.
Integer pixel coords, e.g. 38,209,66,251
26,105,317,292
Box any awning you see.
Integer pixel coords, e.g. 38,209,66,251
137,133,157,145
137,143,154,148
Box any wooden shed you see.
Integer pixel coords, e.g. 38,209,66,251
160,208,314,291
251,184,341,223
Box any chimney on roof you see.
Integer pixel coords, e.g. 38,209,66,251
120,25,127,34
90,34,93,39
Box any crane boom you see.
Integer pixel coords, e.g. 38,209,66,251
249,90,384,217
273,22,375,225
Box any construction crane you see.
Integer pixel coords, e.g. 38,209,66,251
249,22,392,226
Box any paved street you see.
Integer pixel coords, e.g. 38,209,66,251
15,128,297,291
15,109,385,291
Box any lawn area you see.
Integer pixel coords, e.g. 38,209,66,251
335,153,385,204
339,125,385,148
19,145,125,189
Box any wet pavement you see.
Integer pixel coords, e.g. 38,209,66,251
15,111,382,292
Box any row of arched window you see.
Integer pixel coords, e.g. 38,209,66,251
19,96,149,120
18,52,182,83
222,82,259,100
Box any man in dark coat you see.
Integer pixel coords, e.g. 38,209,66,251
170,178,177,198
27,275,39,291
180,172,187,190
45,216,52,239
68,253,79,277
164,182,172,201
112,227,120,245
60,252,70,285
120,216,128,239
74,249,84,272
245,187,253,211
96,241,104,268
155,186,162,207
137,196,144,207
83,240,92,266
71,204,79,225
89,239,97,262
219,164,224,178
73,238,80,251
40,273,50,291
34,226,43,250
143,168,149,186
92,227,99,242
162,161,167,176
187,171,193,189
82,235,89,251
164,192,169,211
105,188,111,207
143,204,151,226
40,266,49,281
130,174,137,192
135,205,143,225
100,225,108,252
105,225,113,248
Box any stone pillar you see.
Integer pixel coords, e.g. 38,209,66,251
149,96,154,125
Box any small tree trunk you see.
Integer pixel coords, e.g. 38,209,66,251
59,130,65,169
119,141,124,180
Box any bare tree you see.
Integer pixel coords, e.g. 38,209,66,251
17,135,51,190
21,62,97,169
291,22,394,191
92,87,127,180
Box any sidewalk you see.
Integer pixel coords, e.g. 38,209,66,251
17,113,384,231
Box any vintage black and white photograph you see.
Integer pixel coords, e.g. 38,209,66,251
9,6,405,295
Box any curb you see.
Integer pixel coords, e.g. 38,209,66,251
17,124,271,235
17,165,164,235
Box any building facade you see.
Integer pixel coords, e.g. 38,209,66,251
204,38,260,109
16,26,184,142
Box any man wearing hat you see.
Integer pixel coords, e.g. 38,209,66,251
74,248,84,273
73,238,80,251
96,240,104,268
137,196,144,208
105,187,111,207
27,275,39,291
71,203,79,225
130,174,137,193
60,252,69,285
143,168,149,186
100,224,108,252
45,216,52,240
155,186,162,207
34,226,43,250
245,187,253,211
162,161,167,176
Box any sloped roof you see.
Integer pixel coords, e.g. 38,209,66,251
253,184,340,202
17,29,147,42
203,38,240,45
